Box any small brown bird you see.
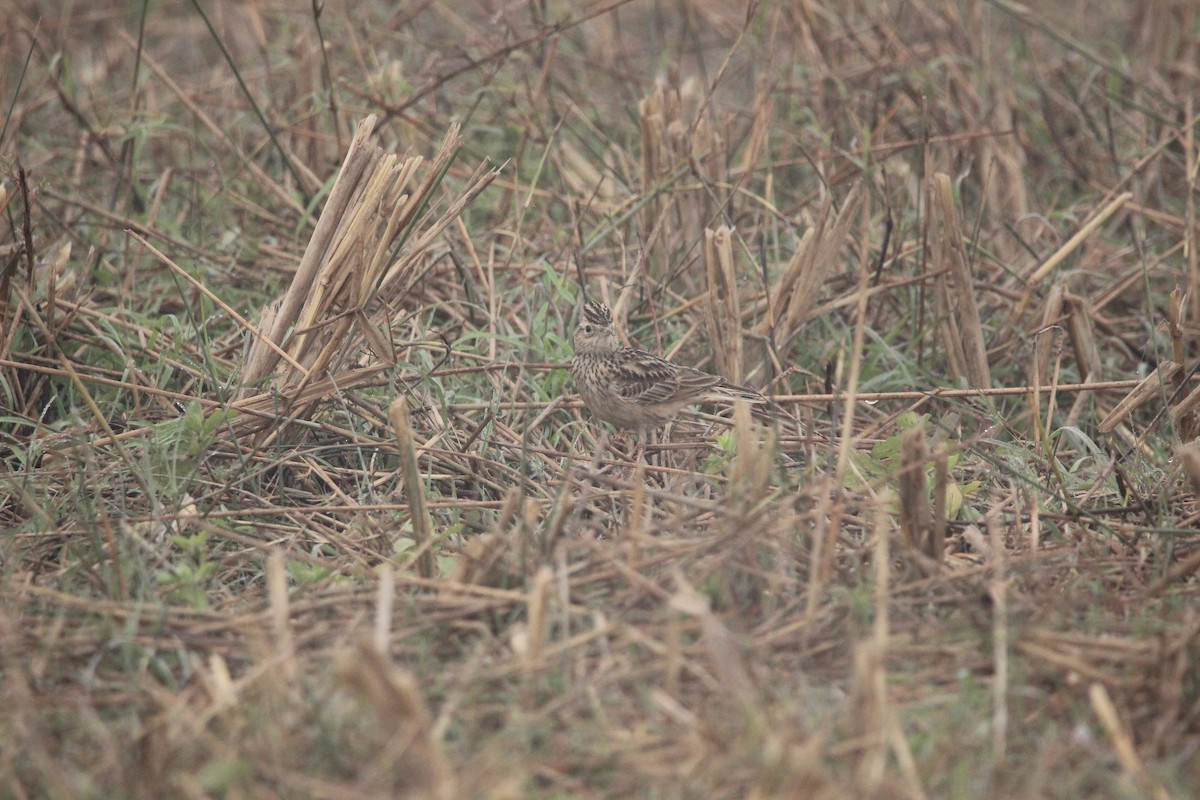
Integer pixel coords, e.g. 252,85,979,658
570,300,765,431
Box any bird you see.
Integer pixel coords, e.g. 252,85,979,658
570,300,765,434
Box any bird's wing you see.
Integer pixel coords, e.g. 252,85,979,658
609,348,720,405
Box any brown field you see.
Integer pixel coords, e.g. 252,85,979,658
2,1,1198,797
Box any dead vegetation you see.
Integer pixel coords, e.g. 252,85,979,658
1,0,1199,797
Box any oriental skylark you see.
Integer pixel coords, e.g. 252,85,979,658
570,300,764,432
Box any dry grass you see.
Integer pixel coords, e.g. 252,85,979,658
2,0,1199,797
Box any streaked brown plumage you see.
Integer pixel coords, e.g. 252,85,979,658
570,300,764,430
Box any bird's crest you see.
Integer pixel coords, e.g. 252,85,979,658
582,300,613,327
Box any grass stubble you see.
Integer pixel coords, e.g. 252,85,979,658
1,0,1198,797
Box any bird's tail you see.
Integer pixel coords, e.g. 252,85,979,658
715,381,767,403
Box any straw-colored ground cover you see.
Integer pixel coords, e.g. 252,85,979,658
1,1,1198,797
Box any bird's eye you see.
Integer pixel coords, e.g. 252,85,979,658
583,324,594,334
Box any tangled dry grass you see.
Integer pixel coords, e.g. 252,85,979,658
2,1,1199,797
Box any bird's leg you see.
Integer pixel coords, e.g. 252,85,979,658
633,425,648,468
610,428,636,461
649,423,667,470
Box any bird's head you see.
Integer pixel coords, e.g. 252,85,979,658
573,300,619,353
